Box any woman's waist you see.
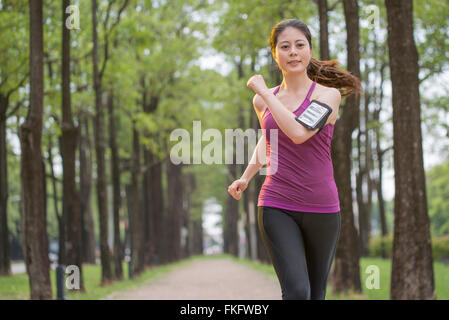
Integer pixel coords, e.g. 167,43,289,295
263,170,337,189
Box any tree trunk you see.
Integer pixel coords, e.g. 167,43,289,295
150,159,164,265
181,179,190,259
78,111,96,264
385,0,435,299
61,0,83,292
186,173,203,256
130,122,144,276
20,0,52,299
247,88,261,261
192,219,203,255
141,87,160,267
224,164,239,257
166,158,184,263
91,0,112,285
331,0,362,295
318,0,330,60
0,94,11,276
107,92,123,280
356,88,373,257
364,97,373,253
373,59,389,258
47,137,65,266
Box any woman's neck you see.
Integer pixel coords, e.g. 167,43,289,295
280,71,313,94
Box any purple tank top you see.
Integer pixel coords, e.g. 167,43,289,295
257,81,340,213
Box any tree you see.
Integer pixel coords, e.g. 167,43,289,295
385,0,435,300
0,0,28,277
91,0,112,285
20,0,52,299
331,0,362,295
61,0,83,291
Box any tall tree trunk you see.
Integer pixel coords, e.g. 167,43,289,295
246,95,259,261
225,164,239,257
107,92,123,280
151,159,164,265
141,87,160,267
130,122,144,276
61,0,83,292
0,94,11,276
356,143,368,257
192,219,203,255
47,137,65,266
20,0,52,299
186,172,203,256
364,94,373,254
181,179,190,259
373,59,389,258
385,0,435,299
91,0,112,285
166,159,184,263
318,0,330,60
356,88,372,257
78,111,96,264
331,0,362,295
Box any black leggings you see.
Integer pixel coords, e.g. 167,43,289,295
258,206,341,300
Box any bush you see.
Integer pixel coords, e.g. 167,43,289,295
432,235,449,263
368,233,393,258
368,233,449,263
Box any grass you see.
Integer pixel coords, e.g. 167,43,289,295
1,254,448,300
229,255,449,300
0,255,205,300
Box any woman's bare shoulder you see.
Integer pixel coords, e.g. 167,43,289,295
313,83,341,101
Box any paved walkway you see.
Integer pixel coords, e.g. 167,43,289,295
103,258,281,300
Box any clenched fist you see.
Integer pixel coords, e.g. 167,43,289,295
246,74,269,96
227,178,248,200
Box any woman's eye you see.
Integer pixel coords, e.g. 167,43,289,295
282,46,288,49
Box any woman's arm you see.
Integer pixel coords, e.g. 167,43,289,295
257,90,312,144
240,134,266,183
248,75,341,145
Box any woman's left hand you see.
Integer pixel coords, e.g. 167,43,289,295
247,74,269,96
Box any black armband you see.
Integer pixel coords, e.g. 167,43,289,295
295,100,332,133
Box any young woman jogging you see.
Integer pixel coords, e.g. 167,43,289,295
228,18,361,300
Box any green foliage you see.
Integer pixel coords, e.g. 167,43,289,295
368,233,393,258
432,235,449,262
368,233,449,264
426,161,449,236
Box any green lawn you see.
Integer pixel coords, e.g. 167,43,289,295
1,255,448,300
0,257,199,300
231,255,449,300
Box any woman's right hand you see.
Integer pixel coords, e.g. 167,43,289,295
227,178,248,200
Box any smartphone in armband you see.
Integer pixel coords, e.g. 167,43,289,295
295,100,332,133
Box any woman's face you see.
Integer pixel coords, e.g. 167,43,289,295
274,27,312,74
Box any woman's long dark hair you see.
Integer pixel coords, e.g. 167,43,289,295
270,19,362,98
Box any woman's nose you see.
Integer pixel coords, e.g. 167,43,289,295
290,47,299,55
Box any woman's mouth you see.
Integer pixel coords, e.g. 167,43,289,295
288,60,301,66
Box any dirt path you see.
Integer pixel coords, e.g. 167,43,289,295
103,258,281,300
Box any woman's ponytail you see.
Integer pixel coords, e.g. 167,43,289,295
307,58,362,98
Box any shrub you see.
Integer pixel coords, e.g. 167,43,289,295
432,235,449,263
368,233,449,263
368,233,393,258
